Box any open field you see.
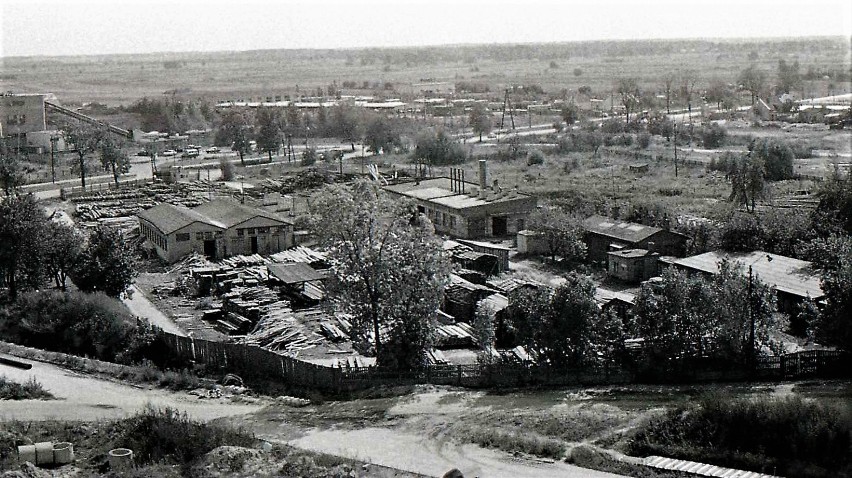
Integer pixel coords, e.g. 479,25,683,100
3,38,850,106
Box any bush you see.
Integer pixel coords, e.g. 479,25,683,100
0,376,54,400
628,395,852,478
637,132,651,149
414,129,467,165
527,149,545,166
116,406,256,471
301,148,317,166
701,123,727,149
219,158,235,181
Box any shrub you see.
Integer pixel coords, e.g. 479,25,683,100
116,406,256,470
0,376,54,400
219,158,235,181
637,132,651,149
527,149,545,166
301,148,317,166
701,123,727,149
628,395,852,478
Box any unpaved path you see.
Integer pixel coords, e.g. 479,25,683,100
290,427,625,478
123,285,187,337
0,354,259,421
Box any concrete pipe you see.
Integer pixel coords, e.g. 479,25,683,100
108,448,134,471
34,442,54,466
53,442,75,465
17,445,36,464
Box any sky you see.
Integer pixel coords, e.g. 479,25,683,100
1,0,851,57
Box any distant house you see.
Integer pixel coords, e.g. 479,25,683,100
383,160,537,239
137,199,294,263
666,251,824,313
582,215,687,264
607,248,660,283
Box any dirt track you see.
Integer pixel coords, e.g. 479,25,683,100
0,353,260,422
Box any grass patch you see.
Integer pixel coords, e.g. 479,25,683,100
463,425,566,459
628,394,852,478
568,445,693,478
0,375,54,400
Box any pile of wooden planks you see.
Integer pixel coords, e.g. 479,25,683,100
331,355,367,369
269,246,328,265
319,321,347,342
435,322,475,348
426,348,450,365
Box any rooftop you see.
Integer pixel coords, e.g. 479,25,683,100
583,215,676,243
383,177,533,210
608,248,658,259
193,199,293,228
137,203,225,234
671,251,824,299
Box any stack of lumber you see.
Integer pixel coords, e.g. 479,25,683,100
219,254,271,268
426,348,450,365
269,246,327,264
331,355,367,369
435,322,475,348
319,321,348,342
244,310,314,352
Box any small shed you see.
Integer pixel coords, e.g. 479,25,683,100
607,248,660,282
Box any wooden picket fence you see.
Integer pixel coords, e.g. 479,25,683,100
156,331,851,392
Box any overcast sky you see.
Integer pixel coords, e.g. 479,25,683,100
2,0,851,57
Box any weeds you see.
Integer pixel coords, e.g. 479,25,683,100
628,394,852,478
0,375,54,400
115,406,256,470
462,425,566,459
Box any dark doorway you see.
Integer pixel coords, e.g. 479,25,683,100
203,240,216,259
492,216,508,236
250,236,259,254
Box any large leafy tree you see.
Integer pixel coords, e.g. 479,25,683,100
630,263,774,370
738,64,767,105
309,180,451,370
364,116,401,155
617,77,641,124
469,102,492,141
255,107,282,162
749,138,794,181
726,152,766,213
800,235,852,351
413,128,466,166
0,142,23,196
215,111,253,165
71,226,137,298
0,195,48,299
42,221,84,291
526,205,586,263
61,123,105,190
98,136,131,186
506,274,598,368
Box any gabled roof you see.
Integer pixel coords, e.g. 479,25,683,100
671,251,824,299
193,199,293,228
583,215,675,243
267,262,325,285
137,203,225,235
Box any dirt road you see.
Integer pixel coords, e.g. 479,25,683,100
0,354,259,422
291,427,625,478
123,285,187,337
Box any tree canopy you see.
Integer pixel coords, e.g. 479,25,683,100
309,180,450,370
469,103,492,141
71,226,138,298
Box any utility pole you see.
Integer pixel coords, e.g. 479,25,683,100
748,264,755,370
49,134,57,183
673,123,678,178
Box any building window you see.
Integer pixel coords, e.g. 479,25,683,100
204,232,213,240
176,233,190,242
196,232,204,240
237,229,244,237
257,227,269,234
450,216,456,228
247,228,256,235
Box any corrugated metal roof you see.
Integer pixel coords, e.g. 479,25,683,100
137,203,225,234
582,215,664,243
383,177,533,210
594,288,636,307
671,251,824,299
267,262,325,284
607,248,655,259
480,293,509,312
